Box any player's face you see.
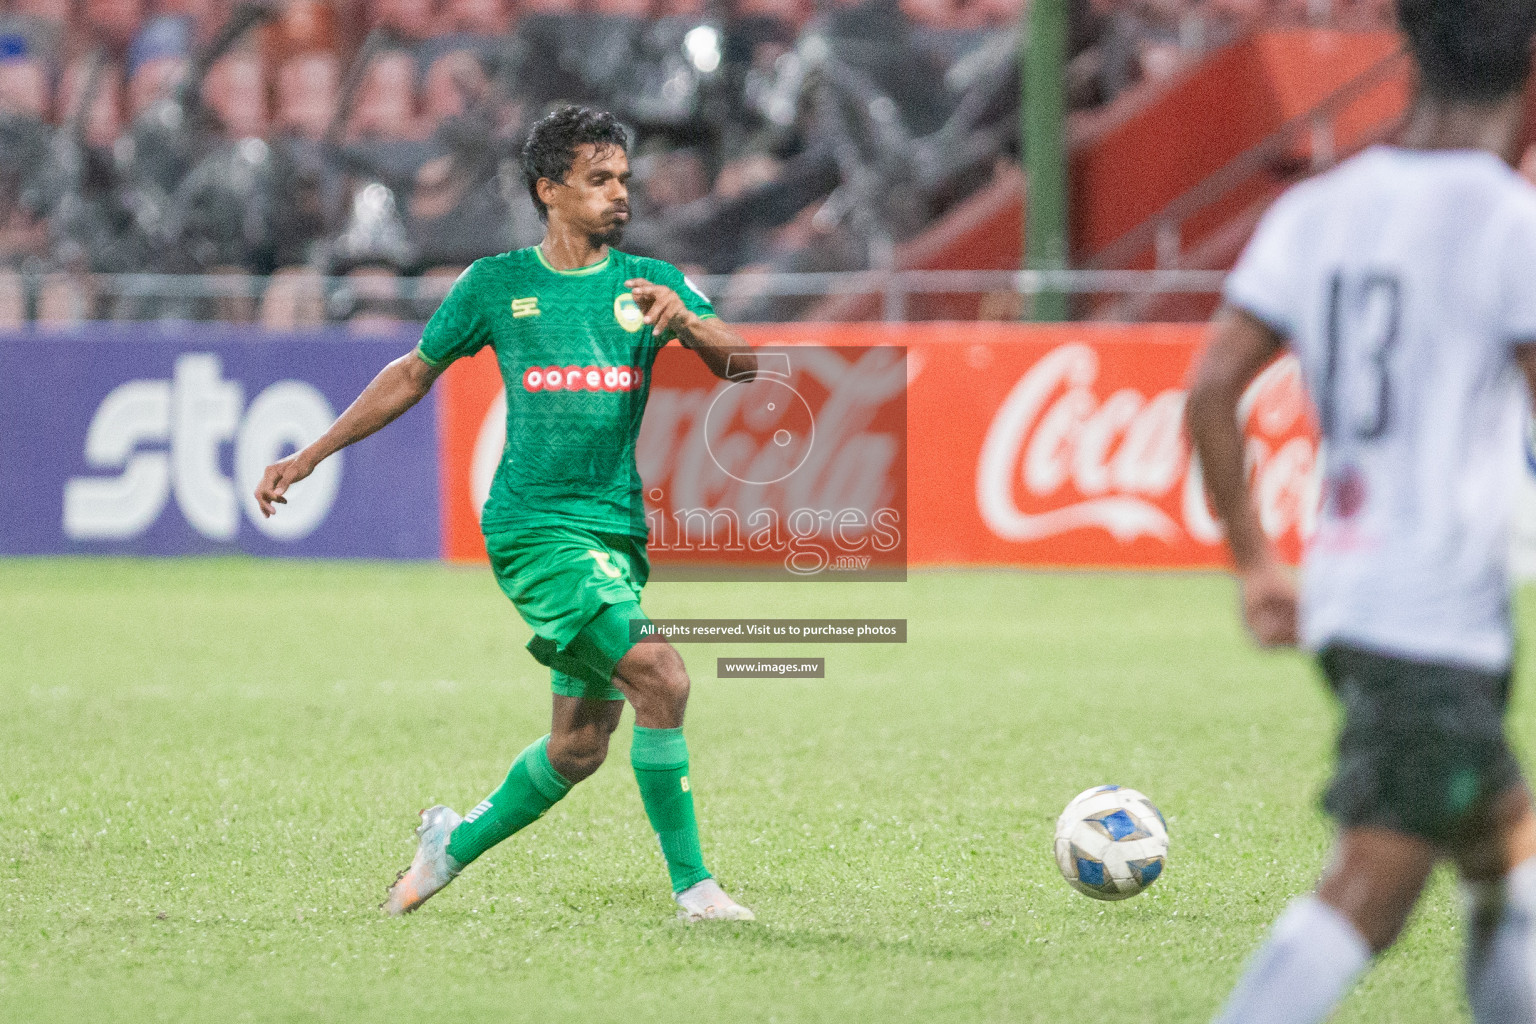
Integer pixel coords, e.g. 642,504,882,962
547,143,631,247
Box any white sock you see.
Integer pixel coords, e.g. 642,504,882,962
1464,857,1536,1024
1212,895,1371,1024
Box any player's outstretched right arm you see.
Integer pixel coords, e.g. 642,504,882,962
255,350,443,518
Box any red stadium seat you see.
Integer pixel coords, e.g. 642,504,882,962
14,0,75,24
204,52,267,137
0,270,25,328
371,0,437,41
1205,0,1270,27
420,49,488,122
128,54,187,118
205,265,257,322
83,0,147,49
589,0,652,16
346,49,421,141
899,0,971,28
37,272,96,325
344,266,402,333
259,266,325,328
274,52,339,140
416,265,466,316
441,0,510,35
59,59,124,144
733,0,810,25
655,0,705,15
520,0,581,14
973,0,1023,26
262,0,340,68
0,56,50,118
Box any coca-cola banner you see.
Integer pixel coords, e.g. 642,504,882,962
0,325,441,558
901,323,1317,568
435,322,1317,571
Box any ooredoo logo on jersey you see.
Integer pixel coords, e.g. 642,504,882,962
522,365,645,393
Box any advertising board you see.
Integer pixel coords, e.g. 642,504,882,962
436,323,1316,571
899,323,1318,568
0,325,440,558
30,321,1536,576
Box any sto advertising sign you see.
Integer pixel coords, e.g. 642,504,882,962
0,325,440,558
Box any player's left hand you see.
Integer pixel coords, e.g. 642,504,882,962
1238,558,1299,649
255,453,314,518
626,279,696,337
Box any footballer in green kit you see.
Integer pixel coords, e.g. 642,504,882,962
254,106,759,922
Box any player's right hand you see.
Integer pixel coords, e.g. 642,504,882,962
1239,559,1299,649
255,454,313,518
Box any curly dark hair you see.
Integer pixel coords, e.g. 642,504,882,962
1398,0,1536,102
521,105,630,221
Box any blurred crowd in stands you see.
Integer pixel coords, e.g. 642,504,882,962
0,0,1395,325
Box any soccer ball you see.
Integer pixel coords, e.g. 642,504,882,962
1053,785,1169,901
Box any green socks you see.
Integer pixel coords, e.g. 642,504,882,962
442,727,710,892
446,735,571,867
631,726,711,892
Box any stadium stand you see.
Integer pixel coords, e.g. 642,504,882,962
273,50,338,138
0,53,48,117
58,57,125,145
0,266,23,325
36,270,95,324
346,48,423,140
205,52,268,136
0,0,1411,324
258,264,325,327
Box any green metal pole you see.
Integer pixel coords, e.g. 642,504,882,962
1022,0,1069,322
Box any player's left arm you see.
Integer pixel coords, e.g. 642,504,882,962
626,277,756,381
1186,305,1298,648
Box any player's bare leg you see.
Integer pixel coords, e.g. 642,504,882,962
546,695,626,782
613,640,754,922
1455,786,1536,1023
1212,827,1436,1024
1317,827,1439,952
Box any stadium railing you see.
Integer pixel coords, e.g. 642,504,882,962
0,268,1229,326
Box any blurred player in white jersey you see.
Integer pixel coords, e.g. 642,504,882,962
1187,1,1536,1021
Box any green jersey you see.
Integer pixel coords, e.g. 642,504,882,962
417,245,715,537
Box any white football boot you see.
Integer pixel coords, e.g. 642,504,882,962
381,805,463,916
674,878,756,922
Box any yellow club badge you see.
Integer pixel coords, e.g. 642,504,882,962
614,292,645,333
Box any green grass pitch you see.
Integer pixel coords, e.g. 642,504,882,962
3,558,1528,1022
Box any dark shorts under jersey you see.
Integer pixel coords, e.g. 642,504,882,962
1321,644,1524,846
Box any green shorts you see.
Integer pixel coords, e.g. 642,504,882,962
1320,644,1524,846
486,526,652,702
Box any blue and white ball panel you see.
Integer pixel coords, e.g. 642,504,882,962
1053,786,1170,901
